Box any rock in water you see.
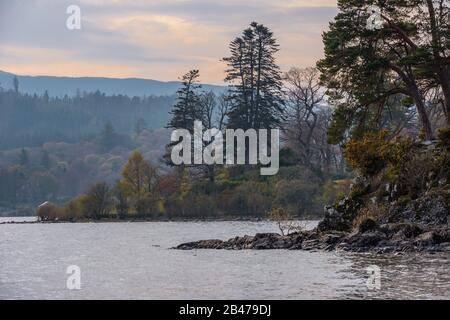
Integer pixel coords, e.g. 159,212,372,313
174,225,450,253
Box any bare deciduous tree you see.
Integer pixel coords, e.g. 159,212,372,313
284,67,342,173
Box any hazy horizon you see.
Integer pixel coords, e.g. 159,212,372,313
0,0,337,84
0,68,222,83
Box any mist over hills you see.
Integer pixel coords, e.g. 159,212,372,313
0,69,228,151
0,70,224,97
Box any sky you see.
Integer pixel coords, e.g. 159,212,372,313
0,0,338,84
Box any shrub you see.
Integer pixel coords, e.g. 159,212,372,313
227,182,272,216
113,186,129,219
357,217,378,233
274,179,321,216
267,207,304,236
437,126,450,149
321,179,352,206
81,182,113,219
352,202,387,231
394,152,432,199
381,137,414,178
344,130,389,176
64,197,85,220
181,194,218,217
134,193,159,218
348,179,370,199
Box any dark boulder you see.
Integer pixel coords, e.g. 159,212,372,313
342,231,386,249
175,239,224,250
318,197,362,232
358,218,378,233
415,231,438,246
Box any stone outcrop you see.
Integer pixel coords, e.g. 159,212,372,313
174,224,450,253
386,193,449,226
318,197,362,232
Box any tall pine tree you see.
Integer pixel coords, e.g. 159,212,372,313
224,22,284,130
167,70,202,132
40,150,51,169
19,148,29,166
165,70,203,168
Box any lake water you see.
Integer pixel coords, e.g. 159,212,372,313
0,218,449,299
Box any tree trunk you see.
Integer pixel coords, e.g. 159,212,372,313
207,165,215,183
410,87,434,140
425,0,450,125
438,68,450,125
392,63,435,140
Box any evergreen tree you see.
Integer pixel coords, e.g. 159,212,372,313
19,148,29,166
380,0,450,124
134,118,148,136
167,70,202,132
318,0,449,141
12,76,19,94
43,90,49,103
224,22,284,130
100,121,115,151
40,150,51,169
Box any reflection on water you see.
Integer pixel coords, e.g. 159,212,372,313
343,252,450,299
0,220,448,299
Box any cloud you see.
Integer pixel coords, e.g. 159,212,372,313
0,0,337,83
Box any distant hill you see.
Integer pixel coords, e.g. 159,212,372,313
0,70,225,97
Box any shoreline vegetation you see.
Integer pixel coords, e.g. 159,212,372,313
32,149,344,223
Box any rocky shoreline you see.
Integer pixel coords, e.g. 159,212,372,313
174,223,450,253
175,190,450,253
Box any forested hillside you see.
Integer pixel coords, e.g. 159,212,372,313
0,88,175,149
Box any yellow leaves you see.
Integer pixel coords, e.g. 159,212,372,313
344,130,390,176
121,150,156,197
344,129,416,178
157,199,165,214
179,169,191,201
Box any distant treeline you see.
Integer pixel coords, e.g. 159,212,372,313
0,88,175,149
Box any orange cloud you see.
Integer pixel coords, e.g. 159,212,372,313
1,0,337,83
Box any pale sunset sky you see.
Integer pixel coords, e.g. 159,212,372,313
0,0,338,84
